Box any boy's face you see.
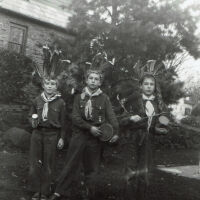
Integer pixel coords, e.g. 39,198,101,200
141,77,155,96
86,73,101,91
42,79,58,95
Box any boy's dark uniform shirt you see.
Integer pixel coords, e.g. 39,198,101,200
72,92,119,135
29,95,66,138
120,94,160,133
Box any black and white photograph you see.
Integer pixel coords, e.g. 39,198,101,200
0,0,200,200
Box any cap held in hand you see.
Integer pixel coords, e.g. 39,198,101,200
99,123,113,142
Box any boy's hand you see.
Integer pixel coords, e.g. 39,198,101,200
130,115,142,122
109,135,119,143
90,126,102,137
57,138,64,149
155,127,168,135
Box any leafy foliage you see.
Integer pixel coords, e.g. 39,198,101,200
185,79,200,106
0,49,34,104
52,0,200,107
67,0,199,61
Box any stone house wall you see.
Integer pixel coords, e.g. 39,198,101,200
0,10,73,67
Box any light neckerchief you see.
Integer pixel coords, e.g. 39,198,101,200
142,94,155,132
81,87,102,120
41,92,61,121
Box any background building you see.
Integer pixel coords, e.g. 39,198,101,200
170,96,196,121
0,0,73,66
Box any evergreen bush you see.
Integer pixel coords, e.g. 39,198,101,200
0,49,34,104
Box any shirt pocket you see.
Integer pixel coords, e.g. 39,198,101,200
49,105,60,120
36,104,43,120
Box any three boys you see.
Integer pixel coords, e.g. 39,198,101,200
29,60,167,200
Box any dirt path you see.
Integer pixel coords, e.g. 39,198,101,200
0,149,29,200
0,145,200,200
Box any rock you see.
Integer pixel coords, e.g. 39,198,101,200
0,120,9,132
3,127,31,150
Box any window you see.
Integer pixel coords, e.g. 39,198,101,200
0,40,3,48
8,23,27,54
185,108,191,115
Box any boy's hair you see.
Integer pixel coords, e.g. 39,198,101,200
85,69,104,83
139,73,156,85
140,73,166,112
42,76,59,89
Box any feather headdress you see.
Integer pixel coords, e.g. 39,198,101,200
32,45,81,95
134,59,166,111
34,45,71,81
85,35,115,81
133,59,166,82
115,60,167,113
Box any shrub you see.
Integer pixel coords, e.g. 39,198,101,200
0,49,34,104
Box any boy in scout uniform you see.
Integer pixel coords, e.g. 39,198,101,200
28,45,66,200
120,60,168,200
29,77,66,200
49,69,119,200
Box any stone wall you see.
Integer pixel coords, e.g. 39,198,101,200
0,11,73,67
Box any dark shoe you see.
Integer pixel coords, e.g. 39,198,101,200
31,192,39,200
50,181,57,193
31,193,48,200
40,194,48,200
48,194,61,200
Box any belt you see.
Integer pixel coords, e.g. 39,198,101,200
37,127,60,132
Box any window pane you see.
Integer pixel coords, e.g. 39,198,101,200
10,26,24,44
0,40,3,47
185,108,191,115
8,23,27,54
8,42,21,53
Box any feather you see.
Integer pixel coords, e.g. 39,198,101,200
50,49,62,77
42,45,52,77
146,60,156,73
61,59,71,64
153,61,165,76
